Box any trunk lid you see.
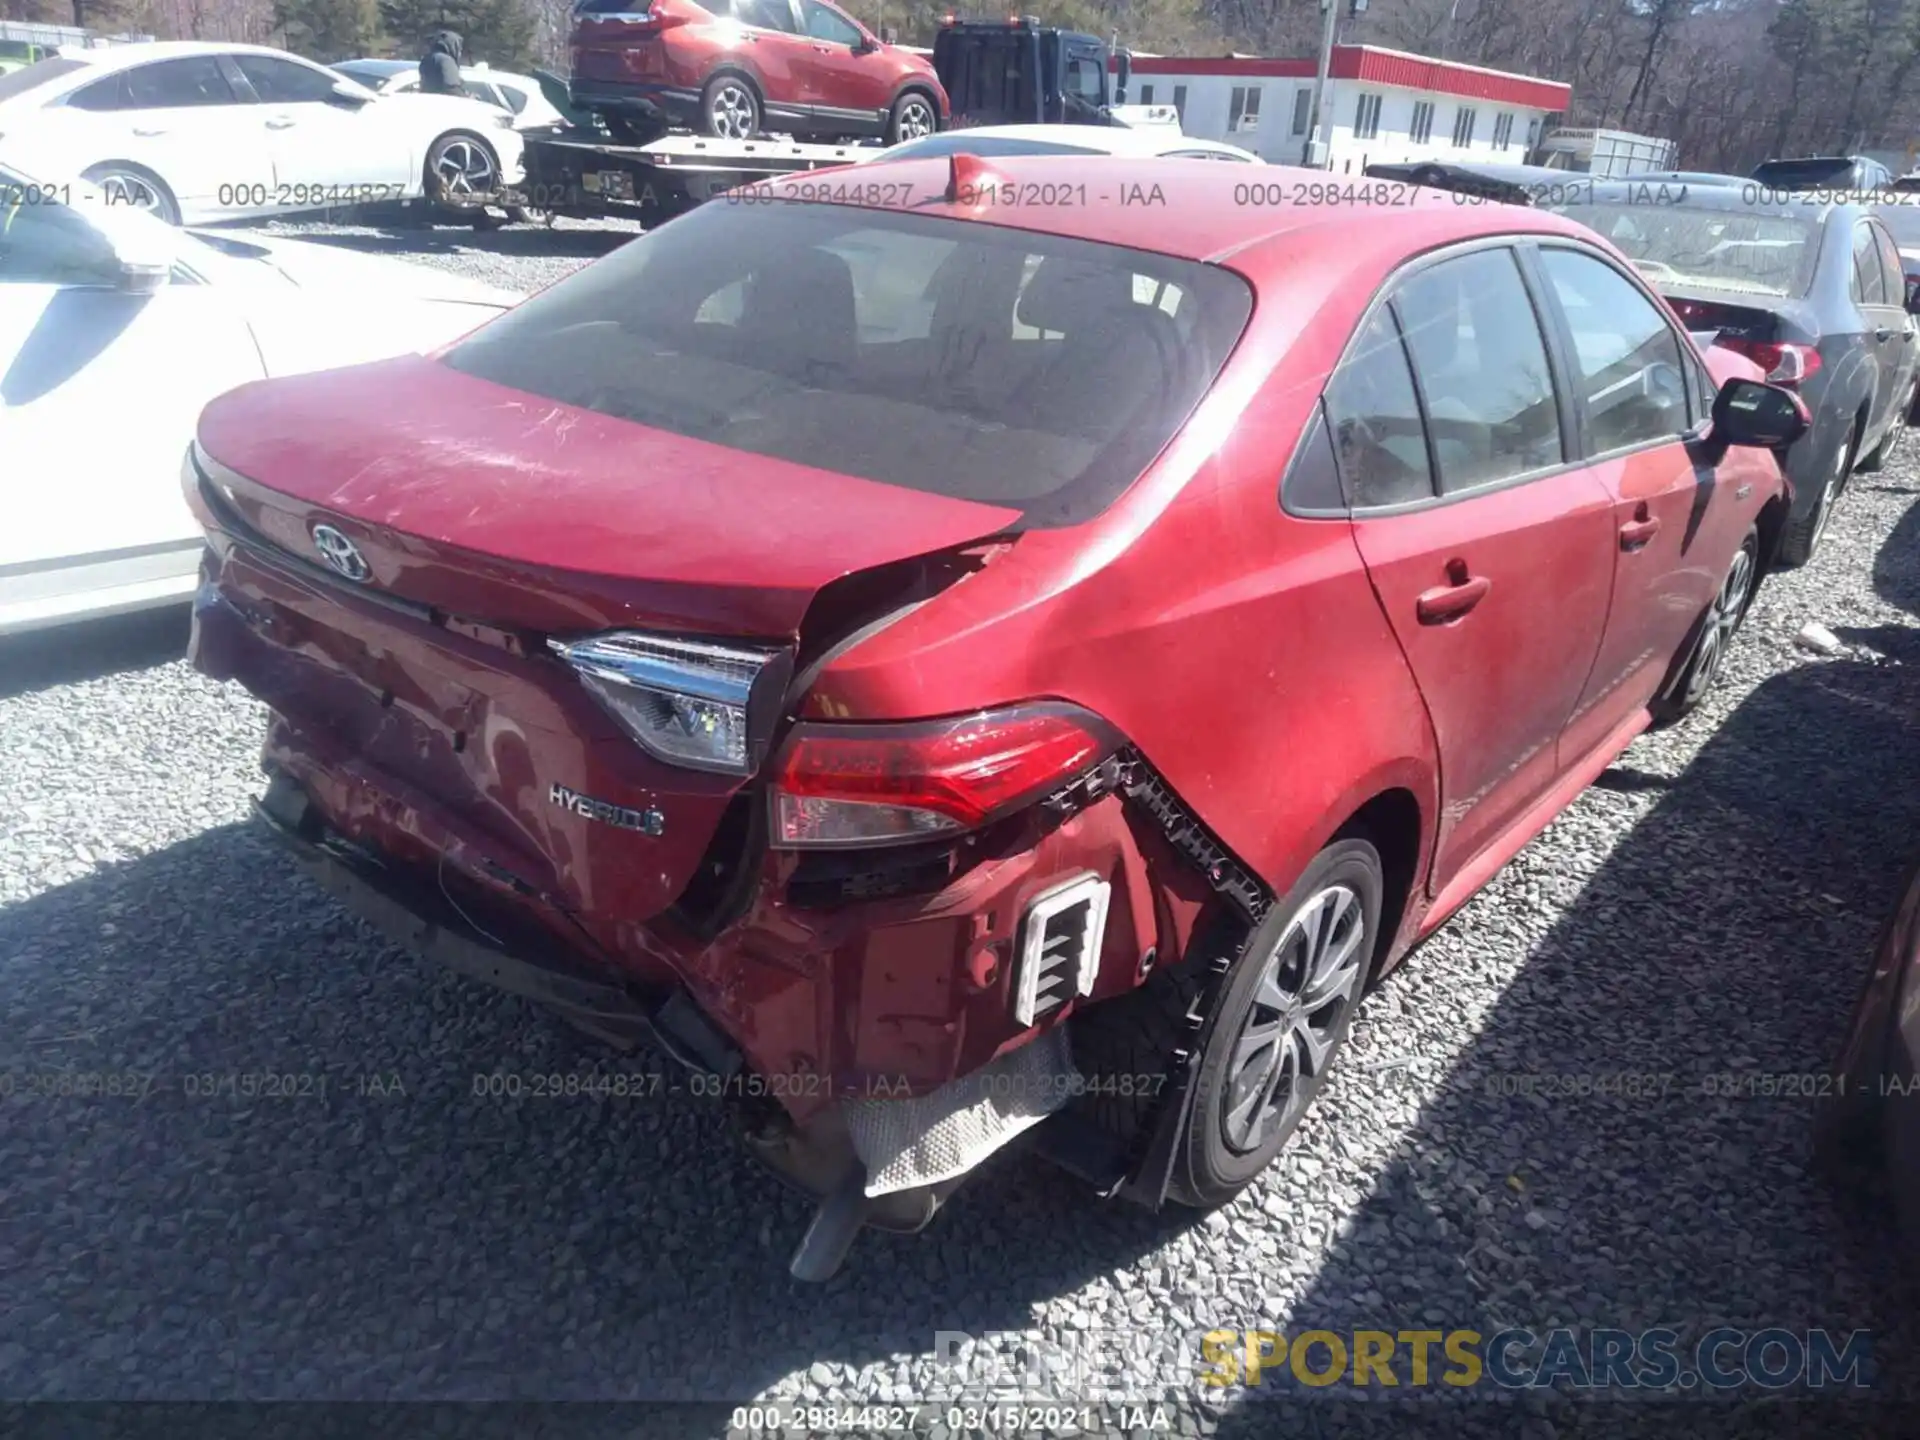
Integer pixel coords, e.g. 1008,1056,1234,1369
193,353,1021,927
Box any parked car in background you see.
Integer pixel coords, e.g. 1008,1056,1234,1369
0,37,54,75
861,122,1260,164
1365,159,1598,206
185,158,1802,1277
1628,169,1747,187
1751,154,1894,193
330,58,567,131
0,161,517,635
0,42,525,224
568,0,946,144
1540,183,1920,564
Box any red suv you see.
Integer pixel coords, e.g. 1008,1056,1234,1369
186,158,1804,1279
569,0,945,143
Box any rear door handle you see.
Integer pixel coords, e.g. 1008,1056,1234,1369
1416,564,1492,625
1877,326,1895,342
813,43,834,50
265,116,297,129
131,126,166,136
1620,514,1661,550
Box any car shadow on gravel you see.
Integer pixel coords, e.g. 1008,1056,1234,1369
286,218,636,263
0,607,189,701
1201,513,1920,1436
0,817,1192,1405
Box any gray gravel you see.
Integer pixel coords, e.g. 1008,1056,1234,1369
6,220,1920,1432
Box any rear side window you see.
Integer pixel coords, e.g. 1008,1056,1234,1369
1324,306,1434,509
736,0,798,31
117,57,238,108
1853,223,1888,305
497,82,531,114
1391,248,1562,491
1537,248,1690,453
0,56,88,102
1875,223,1909,304
443,201,1254,528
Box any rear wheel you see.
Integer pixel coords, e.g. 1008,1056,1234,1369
82,163,179,225
885,90,937,145
701,74,760,140
1173,839,1381,1207
1778,420,1856,567
1652,526,1758,726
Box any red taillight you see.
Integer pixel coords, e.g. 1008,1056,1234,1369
770,703,1118,849
1717,337,1822,386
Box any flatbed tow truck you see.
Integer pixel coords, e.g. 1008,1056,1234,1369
496,15,1139,225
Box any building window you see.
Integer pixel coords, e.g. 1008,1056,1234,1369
1410,99,1434,144
1492,112,1514,150
1138,84,1153,105
1172,84,1187,123
1451,106,1477,147
1292,86,1312,136
1525,116,1539,150
1228,85,1262,133
1354,91,1383,141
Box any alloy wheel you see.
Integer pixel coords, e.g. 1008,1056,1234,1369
93,170,165,216
1811,426,1854,549
1681,538,1756,709
1220,884,1368,1155
709,81,757,139
896,96,935,141
433,139,497,201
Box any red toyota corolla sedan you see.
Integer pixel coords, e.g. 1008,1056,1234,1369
185,158,1807,1279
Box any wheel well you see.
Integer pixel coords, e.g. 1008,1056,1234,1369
1330,787,1422,977
704,67,762,103
83,161,174,197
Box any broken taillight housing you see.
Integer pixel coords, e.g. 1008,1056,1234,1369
550,632,788,776
1716,337,1823,386
769,703,1118,849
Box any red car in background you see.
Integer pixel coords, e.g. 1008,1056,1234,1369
185,158,1805,1279
569,0,945,143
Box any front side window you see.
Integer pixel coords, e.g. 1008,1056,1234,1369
1392,248,1562,491
1537,247,1690,454
1324,306,1435,509
1063,54,1104,104
443,202,1253,528
235,54,345,104
802,0,862,45
0,185,120,286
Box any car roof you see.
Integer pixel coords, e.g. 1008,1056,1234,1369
335,58,410,73
905,123,1252,157
36,40,316,74
768,155,1606,265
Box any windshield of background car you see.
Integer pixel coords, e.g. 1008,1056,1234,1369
886,133,1107,159
0,56,87,102
1539,200,1820,298
1750,158,1856,190
441,200,1254,527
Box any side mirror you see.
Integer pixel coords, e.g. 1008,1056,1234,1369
1115,47,1131,96
115,257,169,294
852,32,877,53
1710,377,1809,452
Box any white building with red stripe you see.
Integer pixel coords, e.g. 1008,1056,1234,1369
1122,46,1572,173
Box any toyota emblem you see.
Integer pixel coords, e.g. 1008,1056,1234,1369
311,524,371,583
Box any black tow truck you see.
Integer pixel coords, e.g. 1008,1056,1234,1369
506,15,1139,225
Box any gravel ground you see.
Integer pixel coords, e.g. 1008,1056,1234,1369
7,221,1920,1435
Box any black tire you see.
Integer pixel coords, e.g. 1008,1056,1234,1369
885,89,938,146
1650,526,1759,727
424,131,502,212
1778,420,1857,567
1173,839,1383,1207
82,162,180,225
700,72,761,140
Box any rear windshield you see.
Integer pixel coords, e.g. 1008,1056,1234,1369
0,56,87,102
442,200,1254,527
1539,200,1820,298
1750,158,1856,190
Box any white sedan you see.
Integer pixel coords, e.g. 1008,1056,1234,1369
0,41,526,225
329,59,568,132
858,123,1263,165
0,164,520,634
